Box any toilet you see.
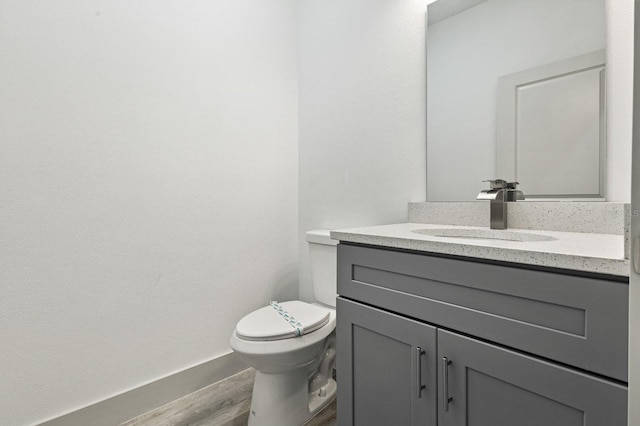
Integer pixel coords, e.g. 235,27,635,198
229,230,338,426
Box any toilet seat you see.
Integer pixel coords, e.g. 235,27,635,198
235,301,331,342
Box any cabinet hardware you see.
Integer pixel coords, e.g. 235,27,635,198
442,357,453,411
634,237,640,274
416,347,426,398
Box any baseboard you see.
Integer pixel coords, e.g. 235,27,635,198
35,351,247,426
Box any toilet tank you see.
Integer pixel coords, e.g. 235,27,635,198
305,230,338,307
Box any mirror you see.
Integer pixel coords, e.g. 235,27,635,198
426,0,606,201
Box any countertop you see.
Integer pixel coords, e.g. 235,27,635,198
331,223,630,277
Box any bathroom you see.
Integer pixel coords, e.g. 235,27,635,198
0,0,637,425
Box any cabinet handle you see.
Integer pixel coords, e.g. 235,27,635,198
634,237,640,274
416,347,426,398
442,357,453,411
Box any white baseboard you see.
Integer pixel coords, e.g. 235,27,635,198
35,351,247,426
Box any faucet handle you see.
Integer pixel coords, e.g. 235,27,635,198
483,179,507,189
505,182,525,201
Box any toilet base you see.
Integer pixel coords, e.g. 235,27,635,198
247,369,337,426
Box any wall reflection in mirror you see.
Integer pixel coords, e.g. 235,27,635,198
426,0,606,201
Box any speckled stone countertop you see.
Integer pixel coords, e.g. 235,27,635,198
331,223,630,277
408,201,630,259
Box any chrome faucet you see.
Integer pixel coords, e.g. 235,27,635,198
476,179,525,229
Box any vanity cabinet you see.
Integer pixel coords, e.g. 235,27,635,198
336,243,628,426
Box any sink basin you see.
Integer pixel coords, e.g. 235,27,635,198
411,228,558,242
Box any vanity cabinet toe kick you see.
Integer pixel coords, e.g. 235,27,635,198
336,243,628,426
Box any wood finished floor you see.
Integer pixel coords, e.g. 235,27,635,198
120,368,337,426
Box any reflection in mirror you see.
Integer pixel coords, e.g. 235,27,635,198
497,50,606,198
426,0,606,201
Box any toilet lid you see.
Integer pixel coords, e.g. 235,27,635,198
235,301,331,341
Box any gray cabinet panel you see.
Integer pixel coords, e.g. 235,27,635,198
337,298,437,426
338,244,628,381
437,330,627,426
352,326,411,425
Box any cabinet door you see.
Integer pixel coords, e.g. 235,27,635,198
437,330,627,426
337,298,437,426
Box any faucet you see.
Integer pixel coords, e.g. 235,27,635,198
476,179,525,229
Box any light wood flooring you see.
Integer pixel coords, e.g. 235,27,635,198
120,368,337,426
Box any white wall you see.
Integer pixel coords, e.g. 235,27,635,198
298,0,428,301
0,1,299,425
606,0,635,202
629,4,640,424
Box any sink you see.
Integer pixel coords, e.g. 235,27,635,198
411,228,558,242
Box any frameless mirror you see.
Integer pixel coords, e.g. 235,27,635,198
426,0,606,201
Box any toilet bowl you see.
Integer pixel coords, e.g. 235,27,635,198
229,230,338,426
229,302,336,425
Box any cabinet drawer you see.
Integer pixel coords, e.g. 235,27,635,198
337,244,628,381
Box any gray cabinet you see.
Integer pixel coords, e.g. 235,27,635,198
337,298,437,426
336,243,628,426
438,329,627,426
